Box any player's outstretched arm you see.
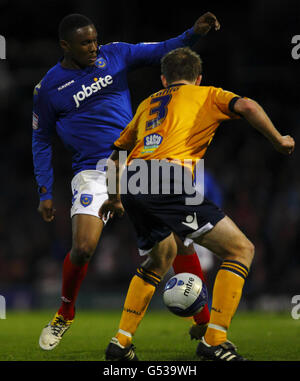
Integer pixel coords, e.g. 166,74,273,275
123,12,220,69
233,98,295,155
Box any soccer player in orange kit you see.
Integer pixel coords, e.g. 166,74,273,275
100,47,295,360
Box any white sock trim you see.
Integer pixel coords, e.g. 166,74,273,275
202,337,211,347
208,323,227,333
118,329,132,338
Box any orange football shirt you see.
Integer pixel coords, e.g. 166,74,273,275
114,84,240,171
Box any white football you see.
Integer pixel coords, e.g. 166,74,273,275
163,272,208,317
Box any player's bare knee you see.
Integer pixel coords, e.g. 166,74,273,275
227,238,255,268
241,239,255,264
165,248,177,267
149,240,177,277
151,250,175,275
71,241,95,265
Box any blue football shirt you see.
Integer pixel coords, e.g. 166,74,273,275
32,28,200,200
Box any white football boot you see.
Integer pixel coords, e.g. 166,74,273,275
39,312,73,350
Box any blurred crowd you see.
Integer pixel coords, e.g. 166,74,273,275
0,0,299,309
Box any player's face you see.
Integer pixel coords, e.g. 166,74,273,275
67,25,98,67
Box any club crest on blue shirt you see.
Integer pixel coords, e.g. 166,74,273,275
80,194,93,207
95,57,107,68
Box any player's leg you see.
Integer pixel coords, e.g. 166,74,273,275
173,235,210,338
196,215,254,268
39,170,107,350
106,233,177,361
193,215,254,360
58,214,104,318
39,214,104,351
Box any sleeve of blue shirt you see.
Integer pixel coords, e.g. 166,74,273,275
32,81,56,201
119,27,200,69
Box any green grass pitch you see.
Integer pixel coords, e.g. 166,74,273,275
1,310,299,361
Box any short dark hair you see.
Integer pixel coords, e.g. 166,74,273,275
58,14,94,41
161,47,203,84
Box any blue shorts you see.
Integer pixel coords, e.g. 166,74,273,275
121,161,225,256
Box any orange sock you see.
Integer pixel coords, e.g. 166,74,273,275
204,260,249,346
116,267,161,347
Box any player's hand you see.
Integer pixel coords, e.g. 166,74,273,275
194,12,221,35
273,135,295,155
99,199,124,221
38,199,56,222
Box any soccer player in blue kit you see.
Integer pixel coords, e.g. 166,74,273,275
32,12,221,350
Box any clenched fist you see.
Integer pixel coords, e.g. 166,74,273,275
194,12,221,36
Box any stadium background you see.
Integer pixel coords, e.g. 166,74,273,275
0,0,299,313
